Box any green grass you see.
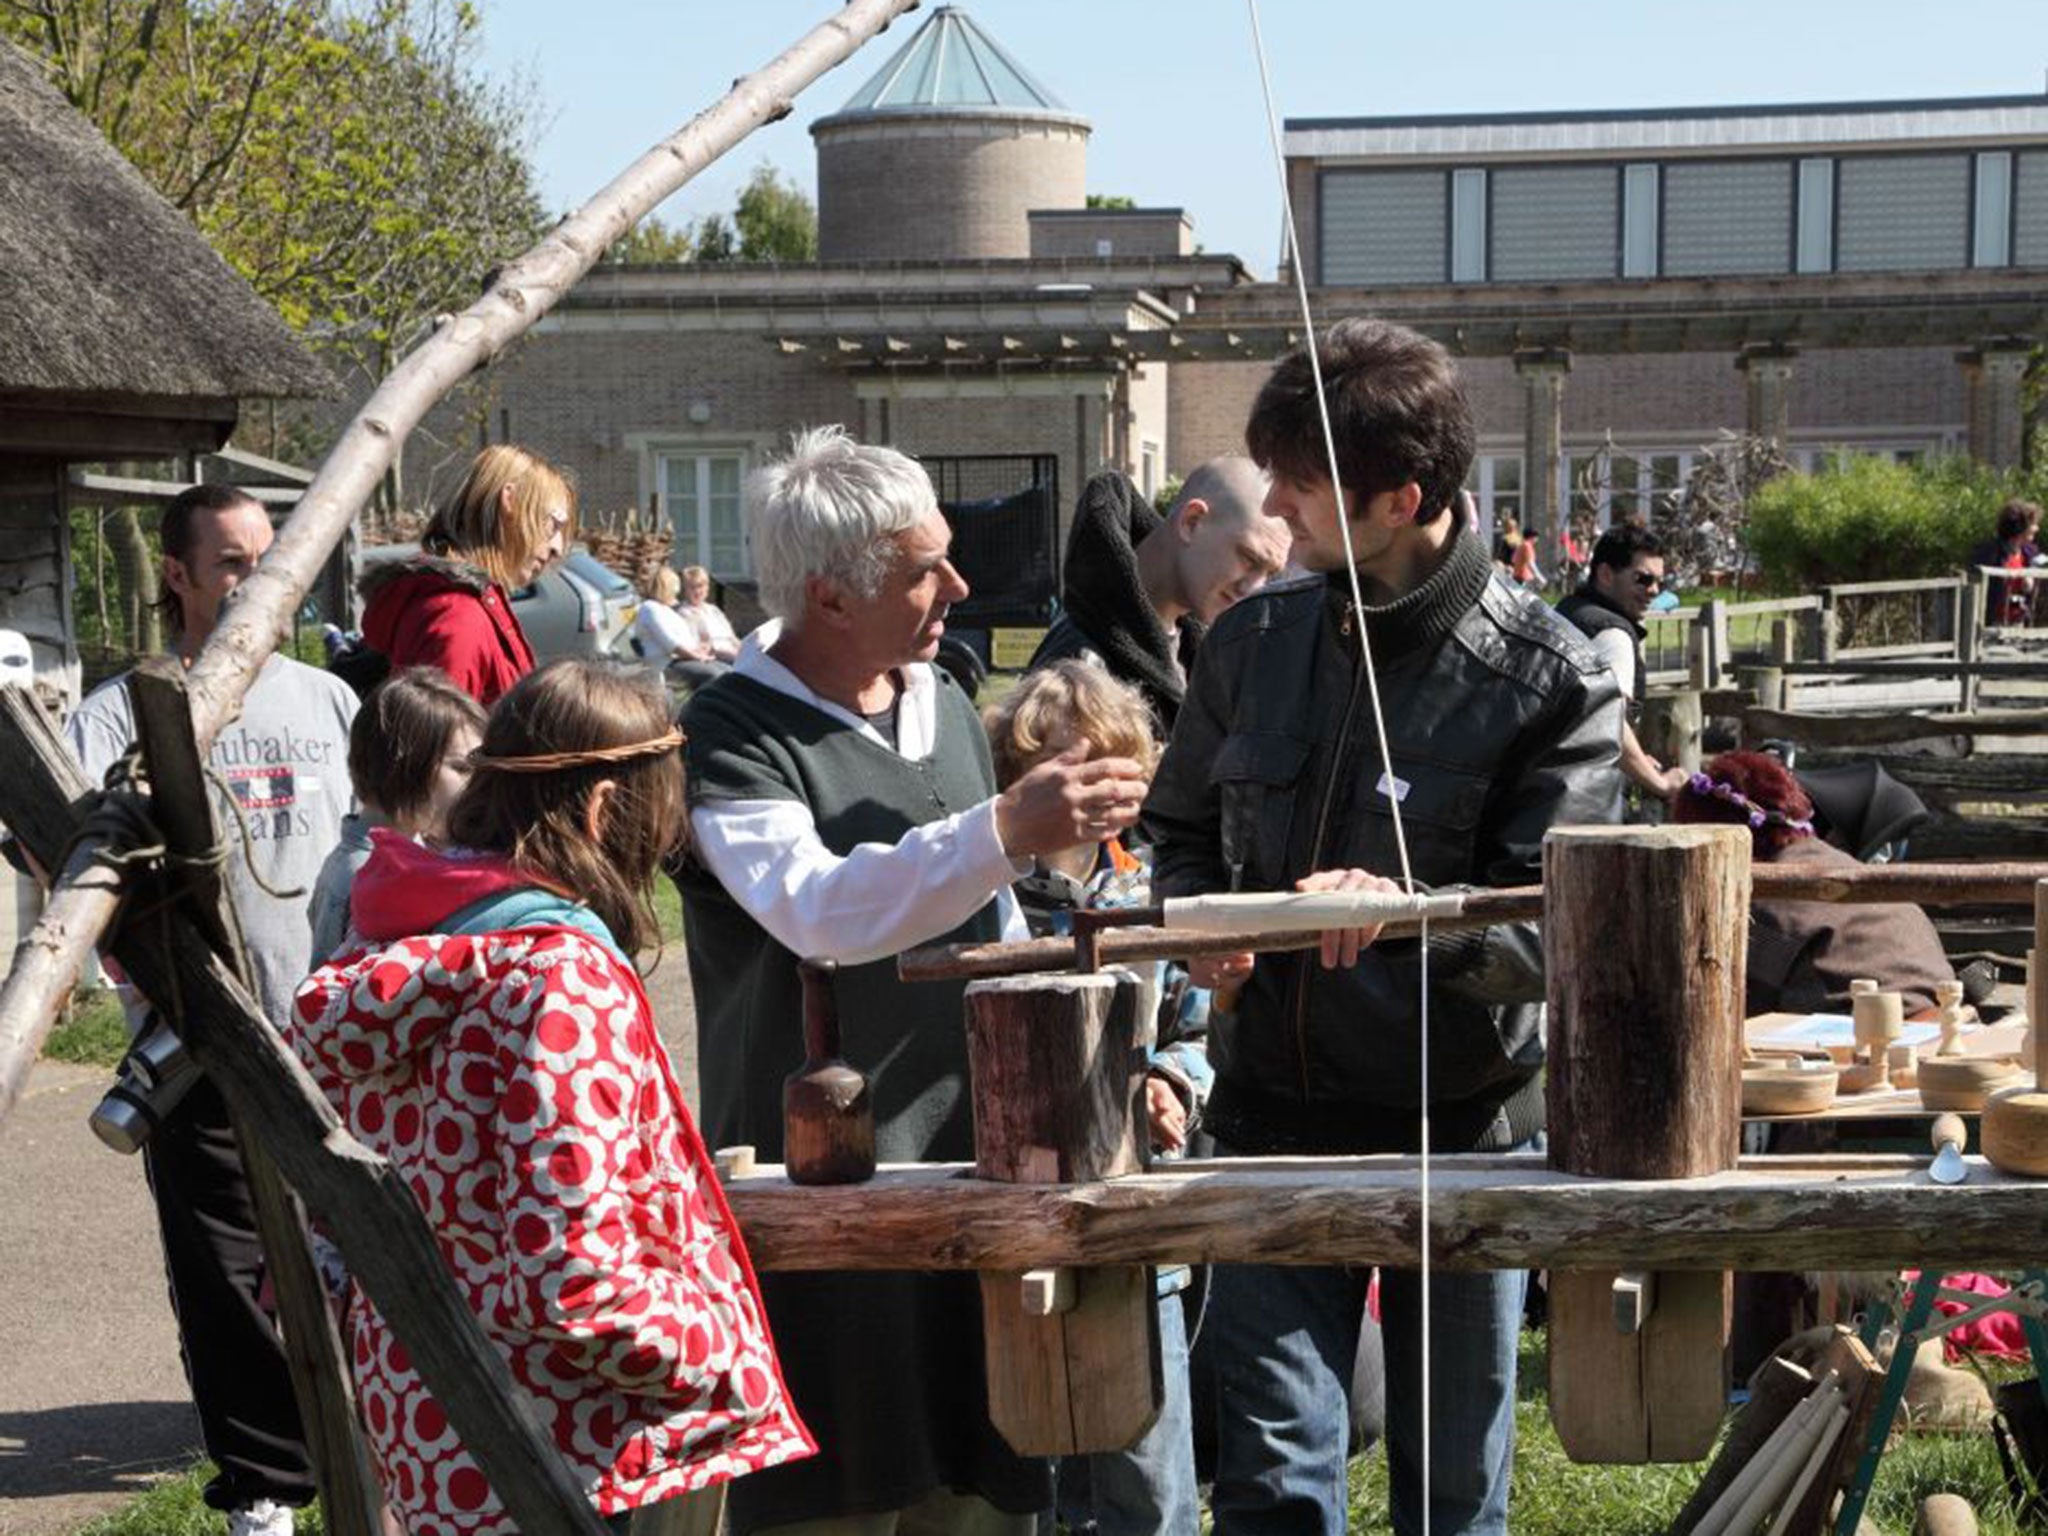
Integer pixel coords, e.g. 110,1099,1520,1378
76,1342,2035,1535
74,1462,327,1536
42,986,131,1068
1335,1331,2033,1536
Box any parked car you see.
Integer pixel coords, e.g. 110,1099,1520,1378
351,543,640,666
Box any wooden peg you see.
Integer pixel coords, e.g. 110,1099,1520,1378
1020,1268,1076,1317
1613,1271,1656,1335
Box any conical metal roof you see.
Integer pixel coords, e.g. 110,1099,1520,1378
818,6,1085,126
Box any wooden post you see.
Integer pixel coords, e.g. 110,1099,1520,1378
1818,592,1840,665
1737,664,1787,714
964,972,1158,1456
128,662,384,1536
1704,599,1732,691
1545,824,1751,1463
1959,570,1984,713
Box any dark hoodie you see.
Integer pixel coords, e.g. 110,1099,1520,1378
359,551,534,705
1026,470,1200,732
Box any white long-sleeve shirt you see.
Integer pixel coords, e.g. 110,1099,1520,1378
687,623,1027,965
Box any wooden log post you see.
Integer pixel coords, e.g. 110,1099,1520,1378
128,662,384,1536
1959,570,1985,714
963,971,1159,1457
1544,824,1752,1464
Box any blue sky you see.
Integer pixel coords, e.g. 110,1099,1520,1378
479,0,2045,276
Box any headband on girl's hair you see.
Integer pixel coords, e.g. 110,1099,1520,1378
1682,771,1814,835
469,728,685,774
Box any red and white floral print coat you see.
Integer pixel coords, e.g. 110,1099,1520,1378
292,834,812,1535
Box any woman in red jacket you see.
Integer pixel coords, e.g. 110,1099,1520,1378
360,444,574,704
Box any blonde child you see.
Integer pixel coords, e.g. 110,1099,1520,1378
984,660,1208,1535
294,659,812,1535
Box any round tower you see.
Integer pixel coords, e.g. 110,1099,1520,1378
812,6,1089,263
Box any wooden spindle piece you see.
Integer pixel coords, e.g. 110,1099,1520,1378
781,959,875,1186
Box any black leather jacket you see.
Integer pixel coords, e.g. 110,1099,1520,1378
1142,531,1624,1154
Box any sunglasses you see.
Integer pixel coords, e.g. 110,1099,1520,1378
1631,571,1664,591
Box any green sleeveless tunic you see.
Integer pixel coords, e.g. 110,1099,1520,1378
674,667,1047,1531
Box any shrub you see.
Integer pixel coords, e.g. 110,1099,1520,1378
1749,451,2048,589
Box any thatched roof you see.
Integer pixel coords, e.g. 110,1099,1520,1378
0,41,331,400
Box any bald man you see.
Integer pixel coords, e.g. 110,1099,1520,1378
1030,457,1286,731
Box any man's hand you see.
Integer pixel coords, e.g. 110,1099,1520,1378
1144,1074,1188,1153
1297,867,1401,969
993,742,1148,859
1652,761,1689,798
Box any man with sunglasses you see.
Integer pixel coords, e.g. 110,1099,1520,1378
1556,524,1688,799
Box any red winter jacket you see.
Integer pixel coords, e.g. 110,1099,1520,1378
292,834,812,1533
360,553,536,705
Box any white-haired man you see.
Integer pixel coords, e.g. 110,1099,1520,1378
674,426,1148,1536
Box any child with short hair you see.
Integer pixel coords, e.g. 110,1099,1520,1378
307,666,486,960
294,659,812,1536
983,660,1209,1535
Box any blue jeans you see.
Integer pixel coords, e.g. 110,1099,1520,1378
1049,1285,1199,1535
1206,1253,1525,1535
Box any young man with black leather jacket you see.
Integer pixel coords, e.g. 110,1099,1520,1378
1142,318,1624,1536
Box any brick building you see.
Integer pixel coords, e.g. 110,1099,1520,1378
449,10,2048,619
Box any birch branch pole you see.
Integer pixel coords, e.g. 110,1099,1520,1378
0,0,924,1123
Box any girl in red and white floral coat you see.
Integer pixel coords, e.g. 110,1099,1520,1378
294,659,812,1536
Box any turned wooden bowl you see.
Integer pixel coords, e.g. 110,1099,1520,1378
1741,1066,1840,1116
1982,1086,2048,1177
1918,1056,2025,1113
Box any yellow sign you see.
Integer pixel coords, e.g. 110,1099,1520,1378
989,627,1048,670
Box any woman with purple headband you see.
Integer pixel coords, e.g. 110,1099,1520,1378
1671,750,1954,1015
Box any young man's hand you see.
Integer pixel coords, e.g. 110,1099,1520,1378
1296,867,1401,969
993,742,1148,859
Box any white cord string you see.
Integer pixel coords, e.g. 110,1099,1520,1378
1244,6,1432,1530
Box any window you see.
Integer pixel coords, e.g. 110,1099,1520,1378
1836,154,1970,273
1320,169,1449,285
1664,161,1794,277
1491,166,1619,283
1974,152,2014,268
1796,158,1835,273
1467,455,1521,540
1650,455,1685,517
1451,168,1488,283
660,450,748,579
1139,440,1162,502
1622,164,1659,278
2017,152,2048,267
1608,454,1642,524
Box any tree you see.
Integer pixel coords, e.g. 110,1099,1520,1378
3,0,546,403
731,161,815,261
692,212,738,262
606,214,693,264
1086,192,1136,210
